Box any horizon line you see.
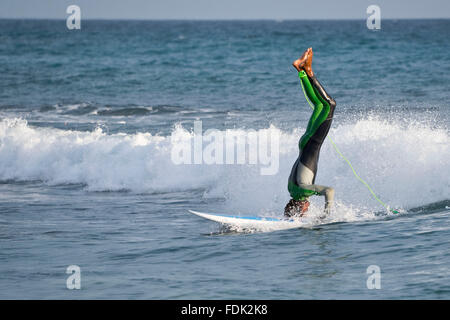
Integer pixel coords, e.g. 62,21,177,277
0,17,449,21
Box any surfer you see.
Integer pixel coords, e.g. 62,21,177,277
285,48,336,218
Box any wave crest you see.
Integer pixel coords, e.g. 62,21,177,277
0,117,448,214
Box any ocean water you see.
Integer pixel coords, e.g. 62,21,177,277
0,19,449,299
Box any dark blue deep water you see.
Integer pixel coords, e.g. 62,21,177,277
0,20,449,299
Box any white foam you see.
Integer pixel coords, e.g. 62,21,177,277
0,117,448,221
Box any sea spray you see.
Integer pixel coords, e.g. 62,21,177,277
171,121,280,175
0,117,448,216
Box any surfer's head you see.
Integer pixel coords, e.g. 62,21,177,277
284,198,309,217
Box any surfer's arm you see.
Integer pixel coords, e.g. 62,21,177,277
297,183,334,213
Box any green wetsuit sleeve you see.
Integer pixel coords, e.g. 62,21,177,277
298,70,330,149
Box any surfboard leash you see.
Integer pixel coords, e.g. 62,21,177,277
299,79,399,214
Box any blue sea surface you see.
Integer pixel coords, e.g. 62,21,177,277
0,19,449,299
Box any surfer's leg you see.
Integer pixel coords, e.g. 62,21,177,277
299,71,336,144
309,75,336,119
298,48,337,182
301,47,336,138
298,70,328,150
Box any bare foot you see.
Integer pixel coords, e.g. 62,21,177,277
292,48,309,72
303,47,314,77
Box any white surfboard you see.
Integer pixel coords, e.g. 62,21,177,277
188,210,306,232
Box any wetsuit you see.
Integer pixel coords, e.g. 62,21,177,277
288,70,336,212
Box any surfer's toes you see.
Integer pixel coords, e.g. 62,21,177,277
292,49,309,72
292,59,304,72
